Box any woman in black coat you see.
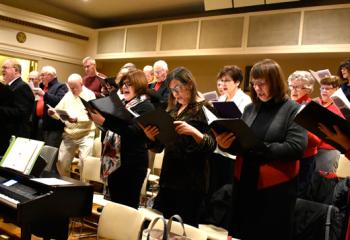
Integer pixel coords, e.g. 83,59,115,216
89,69,155,209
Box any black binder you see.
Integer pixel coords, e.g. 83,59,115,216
294,100,350,153
203,106,260,153
212,101,242,119
136,108,177,145
80,91,134,122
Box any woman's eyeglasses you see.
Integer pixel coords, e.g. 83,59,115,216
289,85,306,91
320,86,334,92
122,82,132,88
169,84,183,94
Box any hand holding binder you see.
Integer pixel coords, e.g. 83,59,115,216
137,108,177,145
80,91,134,123
203,106,260,153
294,100,350,153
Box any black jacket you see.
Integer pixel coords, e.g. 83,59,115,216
0,77,34,154
33,78,68,131
102,99,155,169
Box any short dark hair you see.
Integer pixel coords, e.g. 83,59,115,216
338,59,350,81
320,75,340,88
119,69,148,96
250,59,288,104
217,65,243,84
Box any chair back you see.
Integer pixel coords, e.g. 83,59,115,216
153,151,164,176
40,145,59,172
97,202,145,240
336,154,350,178
92,137,102,157
140,168,151,205
81,156,103,183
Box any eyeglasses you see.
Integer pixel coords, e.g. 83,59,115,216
289,85,306,91
219,79,233,83
122,82,132,88
1,66,14,70
83,64,92,69
250,80,266,87
320,86,334,92
169,84,183,94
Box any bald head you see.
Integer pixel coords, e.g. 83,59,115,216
67,73,83,96
2,59,21,84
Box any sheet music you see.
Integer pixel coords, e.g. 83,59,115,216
331,88,350,121
31,178,73,186
0,138,44,174
202,105,218,125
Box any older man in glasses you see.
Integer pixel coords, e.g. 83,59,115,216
0,58,34,155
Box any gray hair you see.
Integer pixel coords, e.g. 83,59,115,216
153,60,168,71
82,56,96,65
143,65,153,72
41,66,57,77
288,70,315,93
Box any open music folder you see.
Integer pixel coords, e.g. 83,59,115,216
136,108,177,145
203,106,260,153
80,90,135,122
0,137,45,175
294,100,350,153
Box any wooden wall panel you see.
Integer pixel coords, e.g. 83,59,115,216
199,17,244,49
160,22,198,50
248,12,300,47
126,26,157,52
302,8,350,45
97,29,125,54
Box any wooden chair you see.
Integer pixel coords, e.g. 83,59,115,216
97,202,145,240
198,224,229,240
336,154,350,178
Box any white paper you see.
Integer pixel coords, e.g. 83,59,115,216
202,91,218,101
31,178,73,186
0,138,44,174
331,88,350,121
202,105,218,125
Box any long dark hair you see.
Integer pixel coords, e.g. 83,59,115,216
166,67,200,111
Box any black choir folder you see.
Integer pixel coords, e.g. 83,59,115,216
80,90,134,122
212,101,242,119
202,106,260,153
136,108,177,145
294,100,350,153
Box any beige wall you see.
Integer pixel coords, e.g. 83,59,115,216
37,59,84,83
98,53,347,98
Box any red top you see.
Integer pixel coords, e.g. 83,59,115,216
316,98,344,150
83,72,106,98
296,95,321,157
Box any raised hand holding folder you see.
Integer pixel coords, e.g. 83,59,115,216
294,100,350,153
137,108,177,145
202,106,260,153
80,90,135,122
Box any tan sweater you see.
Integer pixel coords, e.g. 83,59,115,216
54,86,96,139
